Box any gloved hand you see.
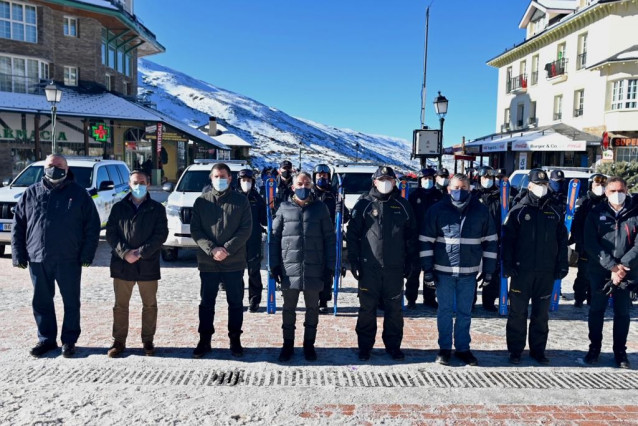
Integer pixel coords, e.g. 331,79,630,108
324,268,334,283
479,273,493,289
15,262,28,269
423,272,436,289
350,262,360,280
554,269,569,280
270,265,283,284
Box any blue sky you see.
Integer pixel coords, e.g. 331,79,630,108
136,1,528,148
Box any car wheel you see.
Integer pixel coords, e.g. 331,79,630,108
161,247,178,262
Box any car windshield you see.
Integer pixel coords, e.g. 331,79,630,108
340,173,373,194
11,165,93,189
176,170,241,192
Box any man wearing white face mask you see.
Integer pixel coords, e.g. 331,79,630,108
570,173,607,307
434,168,450,196
346,166,417,361
583,176,637,369
190,163,252,359
237,169,267,313
502,169,568,365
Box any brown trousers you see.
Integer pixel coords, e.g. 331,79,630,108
112,278,158,345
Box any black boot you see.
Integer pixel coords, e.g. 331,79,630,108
278,339,294,362
193,334,212,359
303,340,317,361
229,334,243,358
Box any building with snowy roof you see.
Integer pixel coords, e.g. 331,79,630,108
467,0,637,173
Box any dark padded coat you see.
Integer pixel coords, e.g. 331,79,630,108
571,190,606,254
12,173,100,266
106,193,168,281
269,197,336,291
237,186,267,261
190,188,252,272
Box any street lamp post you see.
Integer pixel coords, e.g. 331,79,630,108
433,91,448,169
45,83,62,154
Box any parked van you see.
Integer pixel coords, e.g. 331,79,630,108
330,163,378,210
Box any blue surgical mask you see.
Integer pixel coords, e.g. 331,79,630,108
131,184,147,199
212,178,229,192
549,180,561,192
450,189,470,202
316,177,330,189
422,178,434,189
295,187,311,201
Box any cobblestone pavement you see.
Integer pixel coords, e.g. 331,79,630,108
1,240,637,424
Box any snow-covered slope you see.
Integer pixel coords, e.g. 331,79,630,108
138,59,417,171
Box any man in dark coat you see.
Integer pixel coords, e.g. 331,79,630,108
12,154,100,358
274,160,294,211
270,171,335,362
190,163,252,359
583,176,637,369
570,173,607,307
346,166,418,362
434,167,450,197
105,170,168,358
503,169,569,365
406,167,441,309
237,168,268,312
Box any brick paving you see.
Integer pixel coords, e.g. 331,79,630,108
1,239,638,424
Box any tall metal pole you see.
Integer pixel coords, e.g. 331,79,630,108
420,7,430,129
51,104,57,154
438,117,445,169
298,142,302,171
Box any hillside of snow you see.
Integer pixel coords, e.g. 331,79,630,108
137,59,418,172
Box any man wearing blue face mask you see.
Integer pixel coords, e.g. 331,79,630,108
406,167,441,309
105,170,168,358
190,163,252,359
421,174,497,366
548,169,567,217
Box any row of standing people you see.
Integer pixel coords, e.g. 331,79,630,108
10,155,635,369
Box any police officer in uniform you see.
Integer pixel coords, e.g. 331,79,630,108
406,167,441,309
502,169,568,365
346,166,417,361
274,160,294,211
570,173,607,307
434,168,450,197
548,169,567,215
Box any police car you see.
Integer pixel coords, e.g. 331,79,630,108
161,159,249,261
0,158,130,256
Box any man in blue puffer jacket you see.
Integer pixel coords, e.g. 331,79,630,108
12,154,100,358
420,173,497,367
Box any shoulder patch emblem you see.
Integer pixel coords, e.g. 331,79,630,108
372,209,378,217
525,214,531,221
416,198,421,204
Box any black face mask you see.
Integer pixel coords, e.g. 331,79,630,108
281,170,292,179
44,166,67,182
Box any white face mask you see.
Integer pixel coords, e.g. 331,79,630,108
422,178,434,189
482,179,494,189
592,186,605,196
240,181,252,193
376,180,394,194
529,183,548,198
437,177,448,187
608,192,626,206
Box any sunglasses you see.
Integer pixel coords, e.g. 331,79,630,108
592,176,607,184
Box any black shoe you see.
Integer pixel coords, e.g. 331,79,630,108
358,349,371,361
615,353,630,369
30,341,58,358
143,341,155,356
278,340,294,362
407,301,417,310
61,343,76,358
386,347,405,361
248,302,259,313
193,340,212,358
424,299,439,309
584,348,600,365
530,352,550,365
455,350,478,366
509,352,522,365
229,336,243,358
574,300,584,308
303,342,317,361
482,304,498,312
435,349,451,365
319,305,331,314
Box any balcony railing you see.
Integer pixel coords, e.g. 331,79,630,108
545,58,567,79
577,52,587,70
507,74,528,93
531,71,538,85
554,112,562,120
574,107,583,117
528,116,538,127
0,73,47,95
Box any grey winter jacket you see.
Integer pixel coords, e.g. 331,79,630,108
269,197,336,291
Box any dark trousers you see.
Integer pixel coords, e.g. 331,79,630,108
405,269,437,304
573,254,591,304
481,264,500,307
29,261,82,345
588,275,631,355
356,268,404,351
319,272,333,305
282,289,320,342
506,271,554,355
246,257,263,305
198,270,244,338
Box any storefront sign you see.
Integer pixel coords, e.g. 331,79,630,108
511,140,586,151
481,141,508,153
0,127,68,141
146,131,187,142
612,138,638,147
156,122,163,154
519,152,527,169
91,123,110,142
602,150,614,161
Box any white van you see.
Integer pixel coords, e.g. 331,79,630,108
330,163,379,211
0,158,130,256
161,159,249,261
509,168,594,199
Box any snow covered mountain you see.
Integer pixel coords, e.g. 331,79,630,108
137,59,418,172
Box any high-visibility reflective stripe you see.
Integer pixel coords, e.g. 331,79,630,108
419,250,434,257
436,237,483,245
419,235,435,242
482,234,498,242
434,264,481,274
483,252,498,259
